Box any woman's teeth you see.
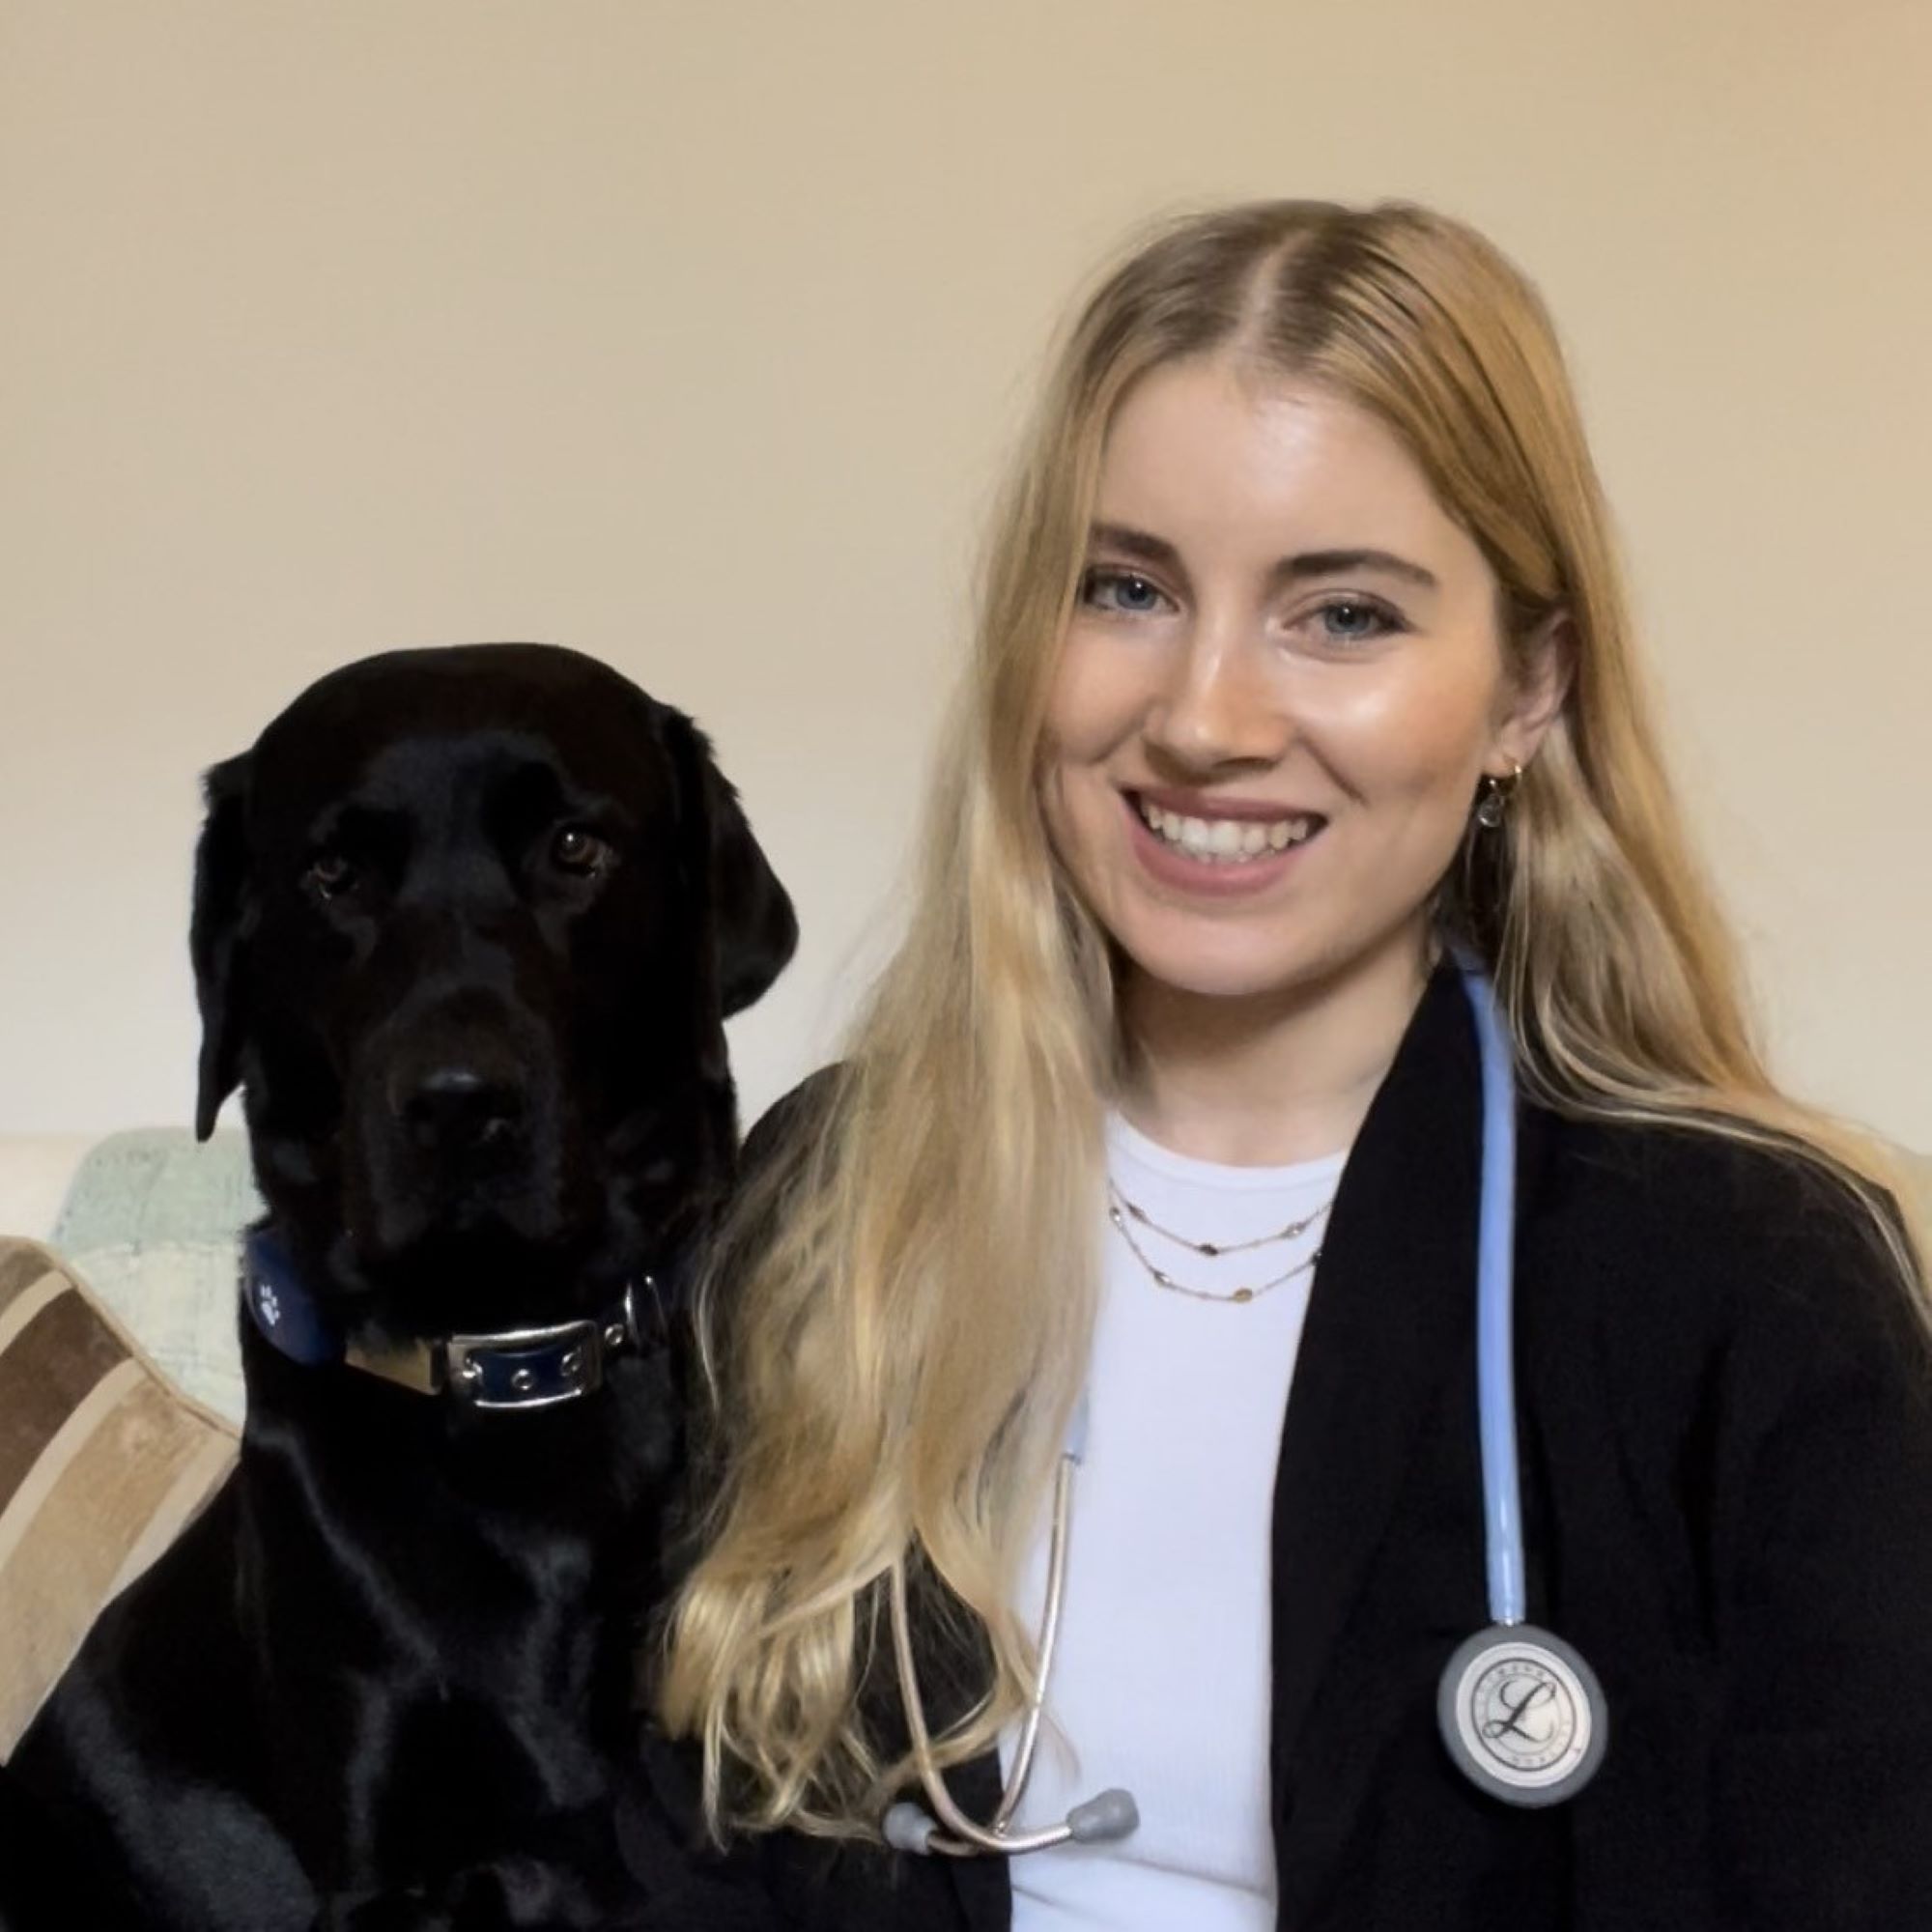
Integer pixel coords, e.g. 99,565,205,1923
1136,797,1318,863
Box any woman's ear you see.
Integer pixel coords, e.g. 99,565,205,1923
1492,611,1575,775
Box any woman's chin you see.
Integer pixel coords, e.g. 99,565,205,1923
1110,907,1435,1012
1114,931,1331,1007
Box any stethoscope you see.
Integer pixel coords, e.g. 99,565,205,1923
882,958,1607,1860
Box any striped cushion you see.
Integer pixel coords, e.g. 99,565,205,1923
0,1239,238,1759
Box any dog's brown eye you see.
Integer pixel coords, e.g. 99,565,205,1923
305,852,355,900
550,827,612,877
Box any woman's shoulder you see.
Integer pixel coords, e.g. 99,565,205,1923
739,1065,843,1175
1528,1104,1926,1376
1540,1104,1879,1231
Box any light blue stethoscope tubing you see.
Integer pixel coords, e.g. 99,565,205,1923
1441,956,1607,1806
1458,956,1528,1628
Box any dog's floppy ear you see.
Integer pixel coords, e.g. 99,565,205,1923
659,709,798,1019
190,753,254,1141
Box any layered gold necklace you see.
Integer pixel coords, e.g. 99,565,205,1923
1106,1182,1335,1306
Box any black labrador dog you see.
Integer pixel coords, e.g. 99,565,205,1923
10,644,795,1930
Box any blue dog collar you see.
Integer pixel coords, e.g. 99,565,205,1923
242,1230,675,1412
244,1229,348,1366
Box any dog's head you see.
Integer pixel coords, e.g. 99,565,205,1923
191,643,795,1329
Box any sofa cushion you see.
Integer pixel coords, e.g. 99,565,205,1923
0,1240,237,1759
52,1129,258,1425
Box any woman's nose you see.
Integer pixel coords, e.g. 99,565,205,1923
1142,619,1293,773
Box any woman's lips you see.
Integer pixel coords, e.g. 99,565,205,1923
1120,789,1325,897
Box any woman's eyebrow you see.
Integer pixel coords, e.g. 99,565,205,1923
1278,548,1439,590
1088,522,1182,571
1088,524,1439,593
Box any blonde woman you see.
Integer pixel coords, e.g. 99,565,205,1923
645,202,1932,1929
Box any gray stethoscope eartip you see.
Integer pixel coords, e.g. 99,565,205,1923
1067,1788,1139,1842
882,1786,1139,1858
883,1803,939,1854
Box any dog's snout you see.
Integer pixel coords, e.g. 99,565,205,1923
390,1062,528,1157
353,995,563,1247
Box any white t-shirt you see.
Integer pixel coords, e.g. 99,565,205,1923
1001,1114,1348,1931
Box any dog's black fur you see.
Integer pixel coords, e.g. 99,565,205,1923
10,644,796,1930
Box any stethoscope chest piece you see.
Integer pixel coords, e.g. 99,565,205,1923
1437,1622,1607,1807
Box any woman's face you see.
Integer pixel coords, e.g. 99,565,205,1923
1040,355,1560,1008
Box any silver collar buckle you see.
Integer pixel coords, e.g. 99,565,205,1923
442,1314,613,1410
339,1282,650,1410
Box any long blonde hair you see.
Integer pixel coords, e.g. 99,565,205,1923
658,199,1926,1837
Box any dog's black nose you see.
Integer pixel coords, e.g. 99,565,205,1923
392,1065,527,1157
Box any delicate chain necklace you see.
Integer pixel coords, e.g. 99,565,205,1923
1106,1182,1334,1306
1112,1189,1330,1258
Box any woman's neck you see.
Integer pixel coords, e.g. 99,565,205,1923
1118,927,1431,1167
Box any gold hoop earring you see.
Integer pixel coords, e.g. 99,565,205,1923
1473,763,1523,830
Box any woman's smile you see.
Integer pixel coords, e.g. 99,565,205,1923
1120,786,1325,898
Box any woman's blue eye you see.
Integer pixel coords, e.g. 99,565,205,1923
1080,568,1167,614
1317,599,1399,643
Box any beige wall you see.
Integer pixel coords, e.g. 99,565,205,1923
3,0,1928,1146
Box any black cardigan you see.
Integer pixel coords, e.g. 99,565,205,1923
627,967,1932,1929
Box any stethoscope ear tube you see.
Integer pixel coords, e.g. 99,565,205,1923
1441,959,1606,1807
885,1406,1141,1857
